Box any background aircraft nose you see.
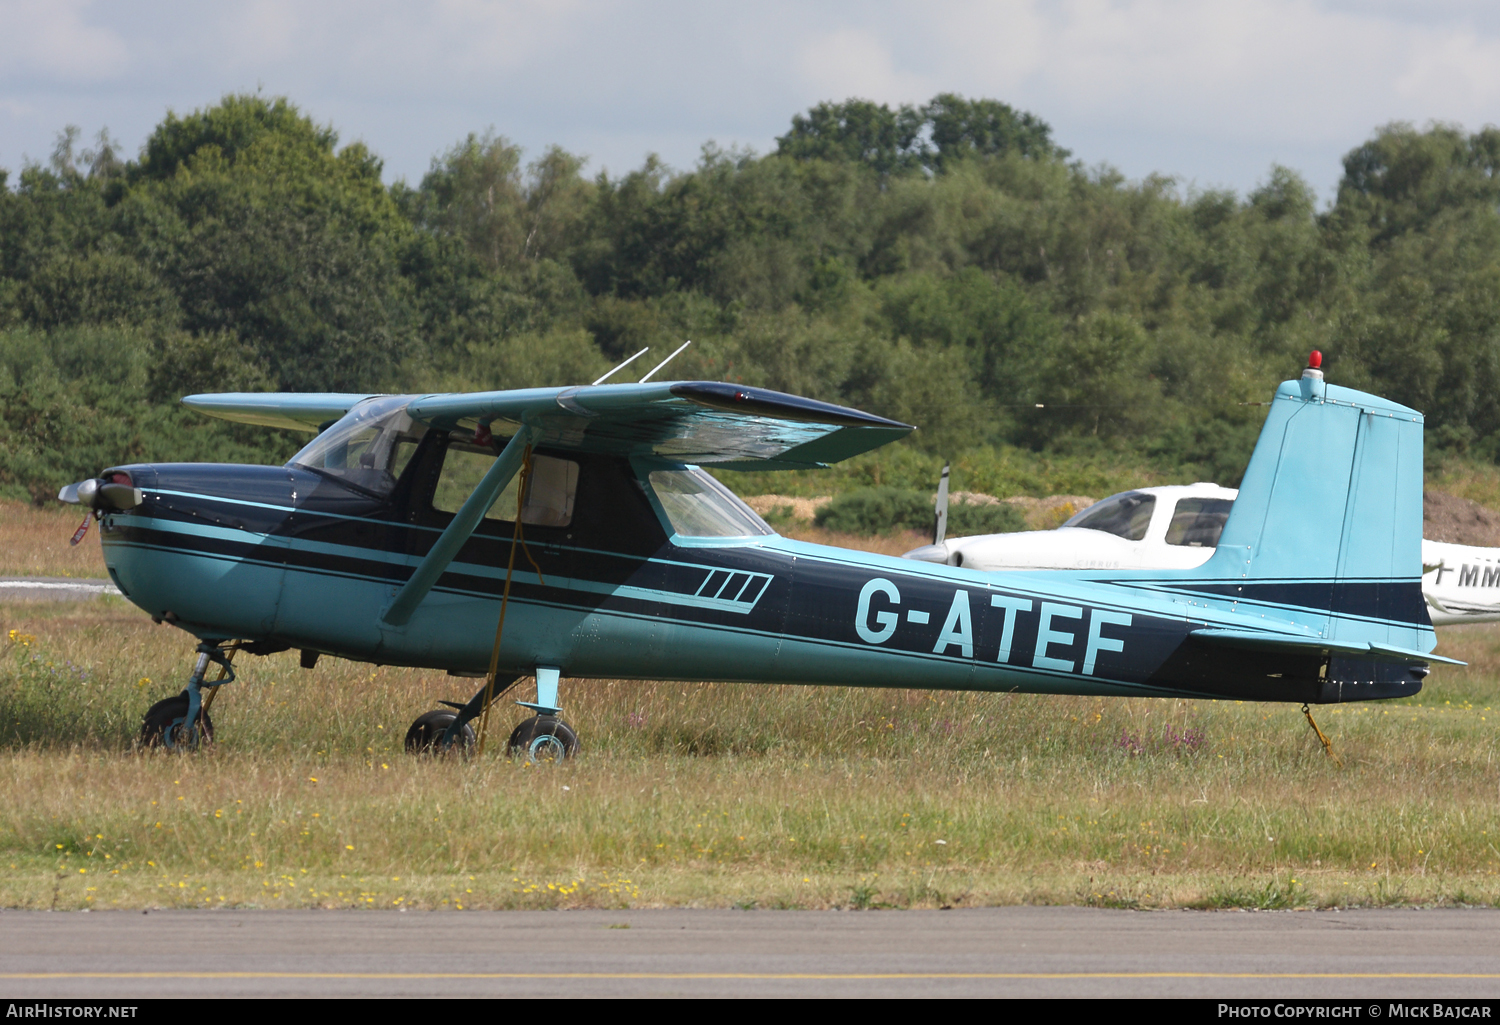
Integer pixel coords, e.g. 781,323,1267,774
902,543,952,564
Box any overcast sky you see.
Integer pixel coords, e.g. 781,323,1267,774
3,1,1499,203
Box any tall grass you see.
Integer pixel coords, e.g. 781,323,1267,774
1,598,1497,912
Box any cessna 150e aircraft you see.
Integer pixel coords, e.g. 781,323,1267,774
905,484,1500,626
59,353,1456,758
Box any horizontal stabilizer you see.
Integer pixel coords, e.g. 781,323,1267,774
182,393,380,433
1191,628,1465,666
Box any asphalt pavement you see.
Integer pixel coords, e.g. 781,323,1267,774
0,577,119,601
0,906,1497,998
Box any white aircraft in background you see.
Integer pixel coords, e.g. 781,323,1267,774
904,482,1500,627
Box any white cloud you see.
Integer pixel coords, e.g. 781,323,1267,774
922,0,1500,141
797,28,934,105
1392,24,1500,118
0,0,128,82
4,1,1500,195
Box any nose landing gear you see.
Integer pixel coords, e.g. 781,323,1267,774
139,642,237,751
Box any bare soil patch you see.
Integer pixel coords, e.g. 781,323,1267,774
1424,490,1500,546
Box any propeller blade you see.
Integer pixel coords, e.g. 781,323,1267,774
69,514,90,547
933,461,950,545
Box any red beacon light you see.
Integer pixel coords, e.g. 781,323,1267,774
1302,350,1324,382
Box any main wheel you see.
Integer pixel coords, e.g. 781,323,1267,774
508,715,579,762
140,691,214,750
405,710,476,755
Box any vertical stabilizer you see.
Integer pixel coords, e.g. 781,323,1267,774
1200,361,1429,651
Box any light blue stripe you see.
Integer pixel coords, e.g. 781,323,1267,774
130,513,773,614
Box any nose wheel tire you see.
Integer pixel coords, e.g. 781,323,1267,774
140,692,214,751
508,715,579,762
404,710,476,755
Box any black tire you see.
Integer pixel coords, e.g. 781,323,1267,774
507,715,579,762
405,710,476,755
140,691,214,750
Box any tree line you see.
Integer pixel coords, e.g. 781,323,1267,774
3,93,1498,502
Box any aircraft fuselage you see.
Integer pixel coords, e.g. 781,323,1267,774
99,450,1428,706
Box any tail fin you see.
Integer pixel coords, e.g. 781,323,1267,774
1200,366,1430,652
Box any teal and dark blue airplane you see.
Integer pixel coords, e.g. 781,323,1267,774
60,355,1457,758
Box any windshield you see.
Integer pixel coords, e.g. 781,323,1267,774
648,468,773,538
1063,491,1155,541
289,395,424,497
1165,497,1234,547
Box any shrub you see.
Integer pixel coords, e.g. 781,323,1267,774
814,486,1028,536
815,487,931,534
946,500,1025,536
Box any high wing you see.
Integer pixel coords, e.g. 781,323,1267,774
182,393,380,433
410,381,912,468
186,381,914,469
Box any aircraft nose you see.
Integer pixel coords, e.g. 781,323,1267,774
59,476,144,511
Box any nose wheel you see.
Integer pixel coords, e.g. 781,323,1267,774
140,691,215,750
139,642,236,751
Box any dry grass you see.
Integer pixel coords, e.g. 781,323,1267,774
0,595,1497,912
0,501,108,578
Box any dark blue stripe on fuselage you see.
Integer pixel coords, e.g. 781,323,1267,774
1122,578,1428,628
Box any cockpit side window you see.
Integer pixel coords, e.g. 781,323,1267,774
432,439,579,527
1063,491,1155,542
288,396,424,498
1165,497,1234,547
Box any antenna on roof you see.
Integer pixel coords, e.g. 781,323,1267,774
591,347,650,386
638,340,692,383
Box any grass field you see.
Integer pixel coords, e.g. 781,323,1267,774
0,589,1496,913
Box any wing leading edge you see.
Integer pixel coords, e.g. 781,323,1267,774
182,393,381,433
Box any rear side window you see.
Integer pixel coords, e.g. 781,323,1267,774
1165,497,1234,547
648,469,773,538
433,443,579,527
1064,492,1155,541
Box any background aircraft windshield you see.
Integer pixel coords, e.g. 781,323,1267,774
1063,491,1155,541
648,468,774,538
289,396,423,496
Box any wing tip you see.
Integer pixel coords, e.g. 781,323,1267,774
669,381,913,430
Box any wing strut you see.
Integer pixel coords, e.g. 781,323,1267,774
382,426,539,627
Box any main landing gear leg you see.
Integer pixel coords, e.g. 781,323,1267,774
403,674,520,755
404,667,579,761
508,666,579,763
140,641,237,751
